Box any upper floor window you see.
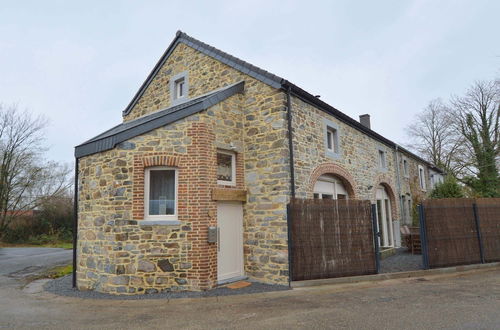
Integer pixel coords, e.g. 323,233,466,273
144,167,178,220
217,150,236,186
323,119,341,159
326,127,339,153
174,78,185,99
418,165,427,191
170,71,189,105
403,158,409,177
379,149,387,170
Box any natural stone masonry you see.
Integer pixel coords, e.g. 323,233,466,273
291,95,431,220
77,41,290,294
77,34,433,294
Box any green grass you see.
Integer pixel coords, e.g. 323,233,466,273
0,241,73,249
46,264,73,279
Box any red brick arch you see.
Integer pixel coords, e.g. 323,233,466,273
308,163,357,199
373,174,399,219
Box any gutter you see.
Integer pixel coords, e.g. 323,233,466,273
72,159,79,288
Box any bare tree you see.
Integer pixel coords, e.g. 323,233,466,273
0,104,72,239
451,80,500,197
406,98,466,176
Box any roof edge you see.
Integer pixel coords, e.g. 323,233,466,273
77,81,244,158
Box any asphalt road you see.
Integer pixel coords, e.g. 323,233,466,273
0,264,499,329
0,247,72,276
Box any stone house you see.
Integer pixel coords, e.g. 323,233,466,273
74,31,443,294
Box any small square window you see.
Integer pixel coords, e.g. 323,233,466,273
174,78,185,99
326,127,339,154
379,150,387,169
144,167,177,220
217,150,236,186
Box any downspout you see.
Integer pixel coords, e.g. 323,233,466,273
285,85,296,198
72,158,79,288
285,84,295,286
394,145,404,238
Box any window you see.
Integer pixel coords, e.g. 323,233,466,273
174,78,185,99
217,150,236,186
403,158,409,177
418,165,426,191
326,127,339,153
324,119,341,159
170,71,189,105
379,150,387,169
144,167,177,220
313,174,349,200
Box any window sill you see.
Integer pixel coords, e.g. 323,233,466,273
325,150,341,160
139,220,181,226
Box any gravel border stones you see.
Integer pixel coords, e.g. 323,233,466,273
44,275,290,300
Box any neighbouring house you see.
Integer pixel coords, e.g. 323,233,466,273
74,31,444,294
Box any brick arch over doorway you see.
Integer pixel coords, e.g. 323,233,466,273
373,174,398,220
307,163,357,198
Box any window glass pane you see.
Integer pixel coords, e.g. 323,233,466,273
332,130,338,153
217,153,233,182
326,131,332,150
149,170,175,215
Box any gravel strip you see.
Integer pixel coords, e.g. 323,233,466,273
380,248,423,273
44,275,290,300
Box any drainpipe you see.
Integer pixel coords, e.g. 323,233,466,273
394,145,404,225
72,158,79,288
285,85,296,198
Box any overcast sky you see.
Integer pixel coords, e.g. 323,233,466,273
1,0,499,164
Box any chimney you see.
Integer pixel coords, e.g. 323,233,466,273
359,114,371,129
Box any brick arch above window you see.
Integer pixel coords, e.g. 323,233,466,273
308,163,357,199
133,153,182,220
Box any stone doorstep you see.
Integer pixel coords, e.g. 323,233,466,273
290,262,500,288
379,247,396,260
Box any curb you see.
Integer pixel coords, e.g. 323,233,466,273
291,262,500,288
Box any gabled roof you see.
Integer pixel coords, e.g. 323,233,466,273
75,81,244,158
101,31,441,172
122,31,282,116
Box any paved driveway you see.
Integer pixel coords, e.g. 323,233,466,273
0,247,72,276
0,265,499,329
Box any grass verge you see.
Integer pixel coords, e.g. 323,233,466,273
0,241,73,249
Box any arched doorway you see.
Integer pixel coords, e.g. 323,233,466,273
376,185,394,248
313,174,349,200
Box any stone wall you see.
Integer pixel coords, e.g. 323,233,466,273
78,40,291,293
291,95,432,221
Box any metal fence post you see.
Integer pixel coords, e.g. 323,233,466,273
371,204,381,274
418,204,430,269
472,203,486,264
286,202,294,284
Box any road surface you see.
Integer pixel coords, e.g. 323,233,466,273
0,260,498,329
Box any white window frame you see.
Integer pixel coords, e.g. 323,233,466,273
217,150,236,186
326,127,339,154
144,166,178,221
418,165,427,191
379,149,387,170
174,78,185,99
170,71,189,105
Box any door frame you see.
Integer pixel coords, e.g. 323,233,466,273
217,201,245,284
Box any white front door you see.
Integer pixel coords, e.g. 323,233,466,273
217,202,244,283
376,187,394,248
